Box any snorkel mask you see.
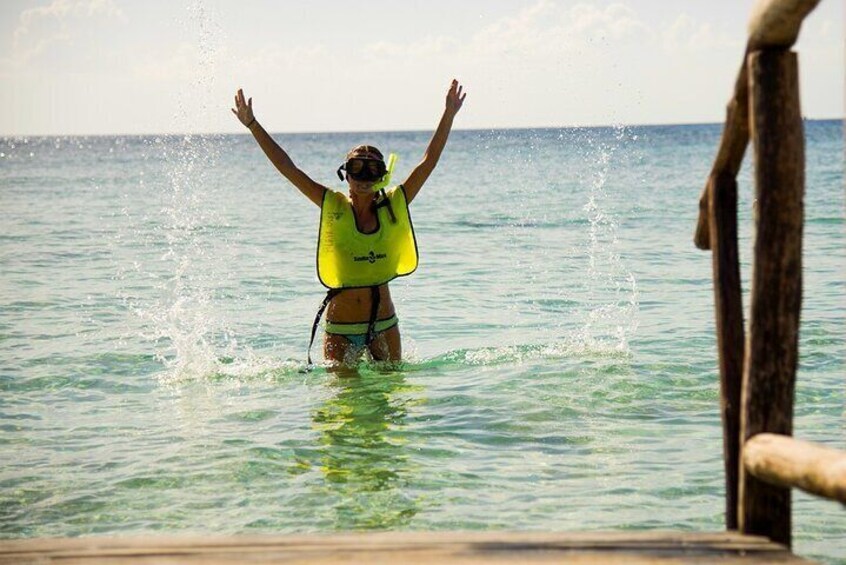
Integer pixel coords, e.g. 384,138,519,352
336,152,398,192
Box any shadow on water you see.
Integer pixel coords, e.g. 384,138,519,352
309,369,422,530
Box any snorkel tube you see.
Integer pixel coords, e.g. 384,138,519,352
371,153,397,192
371,153,398,223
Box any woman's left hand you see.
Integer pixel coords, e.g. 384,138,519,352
445,79,466,116
231,88,255,127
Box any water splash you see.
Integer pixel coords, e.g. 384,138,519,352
152,2,232,381
575,126,639,352
434,340,631,368
116,1,240,382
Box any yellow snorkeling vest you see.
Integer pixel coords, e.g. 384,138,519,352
316,185,418,289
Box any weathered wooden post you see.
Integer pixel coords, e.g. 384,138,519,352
739,46,805,547
695,0,821,539
744,433,846,504
695,45,753,536
708,170,744,530
698,55,753,530
695,53,750,252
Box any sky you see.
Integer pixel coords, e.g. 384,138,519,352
0,0,842,136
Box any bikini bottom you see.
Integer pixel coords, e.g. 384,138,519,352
325,314,399,350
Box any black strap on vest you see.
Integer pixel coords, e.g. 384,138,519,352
372,188,396,223
365,286,381,345
307,288,341,366
306,285,381,367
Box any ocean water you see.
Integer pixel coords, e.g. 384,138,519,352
0,120,843,562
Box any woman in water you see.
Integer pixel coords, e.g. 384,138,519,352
232,80,466,366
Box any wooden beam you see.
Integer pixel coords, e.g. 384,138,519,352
744,433,846,504
694,0,820,250
748,0,822,50
694,56,750,251
739,49,804,548
708,171,745,529
0,531,812,564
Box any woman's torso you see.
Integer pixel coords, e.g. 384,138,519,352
321,191,402,322
325,284,395,322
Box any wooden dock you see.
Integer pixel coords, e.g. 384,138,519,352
0,531,814,564
1,3,839,565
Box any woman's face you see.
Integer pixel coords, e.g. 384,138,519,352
346,151,384,195
348,176,375,195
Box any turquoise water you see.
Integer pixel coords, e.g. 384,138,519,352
1,121,843,562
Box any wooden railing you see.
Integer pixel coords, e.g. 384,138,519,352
744,434,846,506
694,0,844,548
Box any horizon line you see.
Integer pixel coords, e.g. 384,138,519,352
1,116,842,139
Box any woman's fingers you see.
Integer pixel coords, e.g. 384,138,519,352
232,89,255,125
444,80,466,113
448,79,464,101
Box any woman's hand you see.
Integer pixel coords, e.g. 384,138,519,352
403,79,467,204
445,79,466,117
231,88,255,127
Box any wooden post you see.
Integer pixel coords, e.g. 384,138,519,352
708,170,745,530
739,49,804,547
694,57,750,251
744,433,846,504
695,0,820,250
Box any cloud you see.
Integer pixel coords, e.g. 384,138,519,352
365,36,459,60
235,44,333,77
134,42,205,82
662,14,739,53
6,0,126,68
568,3,650,39
309,1,654,77
215,1,661,130
468,1,651,59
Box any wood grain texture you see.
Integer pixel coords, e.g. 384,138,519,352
739,49,804,548
0,531,812,564
745,433,846,504
694,0,820,250
748,0,821,50
708,171,745,530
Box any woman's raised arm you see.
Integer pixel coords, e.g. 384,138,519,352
232,89,326,207
402,80,466,204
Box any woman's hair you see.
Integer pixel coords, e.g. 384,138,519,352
346,145,383,161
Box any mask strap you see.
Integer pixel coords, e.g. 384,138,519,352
336,164,346,181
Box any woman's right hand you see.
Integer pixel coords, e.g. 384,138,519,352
231,88,255,127
445,79,466,118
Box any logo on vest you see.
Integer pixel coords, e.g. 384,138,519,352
354,250,387,264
